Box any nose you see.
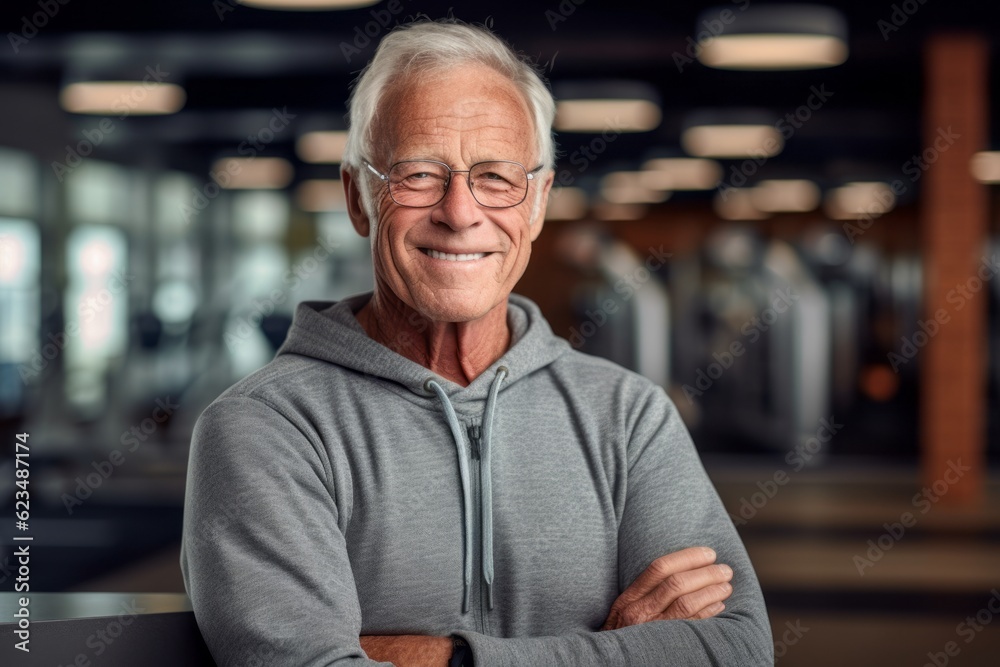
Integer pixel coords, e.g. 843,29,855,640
432,171,483,231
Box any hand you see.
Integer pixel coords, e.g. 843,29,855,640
600,546,733,631
359,634,453,667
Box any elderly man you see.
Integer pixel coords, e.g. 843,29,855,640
181,19,772,667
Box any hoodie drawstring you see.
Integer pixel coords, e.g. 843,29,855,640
479,365,506,610
425,366,508,614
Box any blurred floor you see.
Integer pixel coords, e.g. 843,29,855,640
767,610,1000,666
716,462,1000,666
74,463,1000,666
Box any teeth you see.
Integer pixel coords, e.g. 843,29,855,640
424,248,487,262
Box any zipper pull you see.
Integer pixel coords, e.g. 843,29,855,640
466,424,482,460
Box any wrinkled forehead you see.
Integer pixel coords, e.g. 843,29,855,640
370,64,536,166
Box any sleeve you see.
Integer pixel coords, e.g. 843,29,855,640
180,395,394,667
451,385,774,666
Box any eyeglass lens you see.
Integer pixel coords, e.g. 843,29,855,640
388,161,528,208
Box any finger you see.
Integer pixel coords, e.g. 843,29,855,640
660,582,733,621
690,601,726,620
629,564,732,624
648,562,733,609
601,577,732,630
620,547,717,602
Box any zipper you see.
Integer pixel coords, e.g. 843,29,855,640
466,424,488,635
467,424,482,460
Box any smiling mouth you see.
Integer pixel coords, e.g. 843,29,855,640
420,248,491,262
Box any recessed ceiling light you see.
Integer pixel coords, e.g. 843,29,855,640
297,131,349,164
238,0,379,10
700,34,847,70
682,124,783,159
824,182,895,219
60,82,186,115
713,188,771,220
640,158,722,190
212,157,294,189
750,179,820,212
970,151,1000,183
601,172,671,204
696,5,848,70
555,100,661,133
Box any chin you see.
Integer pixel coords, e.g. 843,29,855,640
413,289,505,324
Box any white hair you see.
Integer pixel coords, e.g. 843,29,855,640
342,19,556,225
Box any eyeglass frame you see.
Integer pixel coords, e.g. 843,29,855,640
363,158,545,209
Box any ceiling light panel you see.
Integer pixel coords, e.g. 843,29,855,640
696,4,849,70
556,100,661,133
682,124,783,159
61,82,186,115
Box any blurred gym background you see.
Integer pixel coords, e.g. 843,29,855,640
0,1,998,664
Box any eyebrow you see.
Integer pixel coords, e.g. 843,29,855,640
389,157,537,168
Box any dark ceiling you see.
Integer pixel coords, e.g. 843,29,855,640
0,0,996,197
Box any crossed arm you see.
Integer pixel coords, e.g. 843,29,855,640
183,392,770,666
359,546,734,666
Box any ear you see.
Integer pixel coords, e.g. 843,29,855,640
529,170,555,242
343,167,371,237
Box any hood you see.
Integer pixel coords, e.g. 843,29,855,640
276,291,569,403
275,291,570,614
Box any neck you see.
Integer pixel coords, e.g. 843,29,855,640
356,288,511,387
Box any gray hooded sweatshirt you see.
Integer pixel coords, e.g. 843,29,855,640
180,292,773,666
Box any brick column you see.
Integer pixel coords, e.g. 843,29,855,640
920,34,989,505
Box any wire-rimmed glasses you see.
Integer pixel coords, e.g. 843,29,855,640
365,159,542,208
